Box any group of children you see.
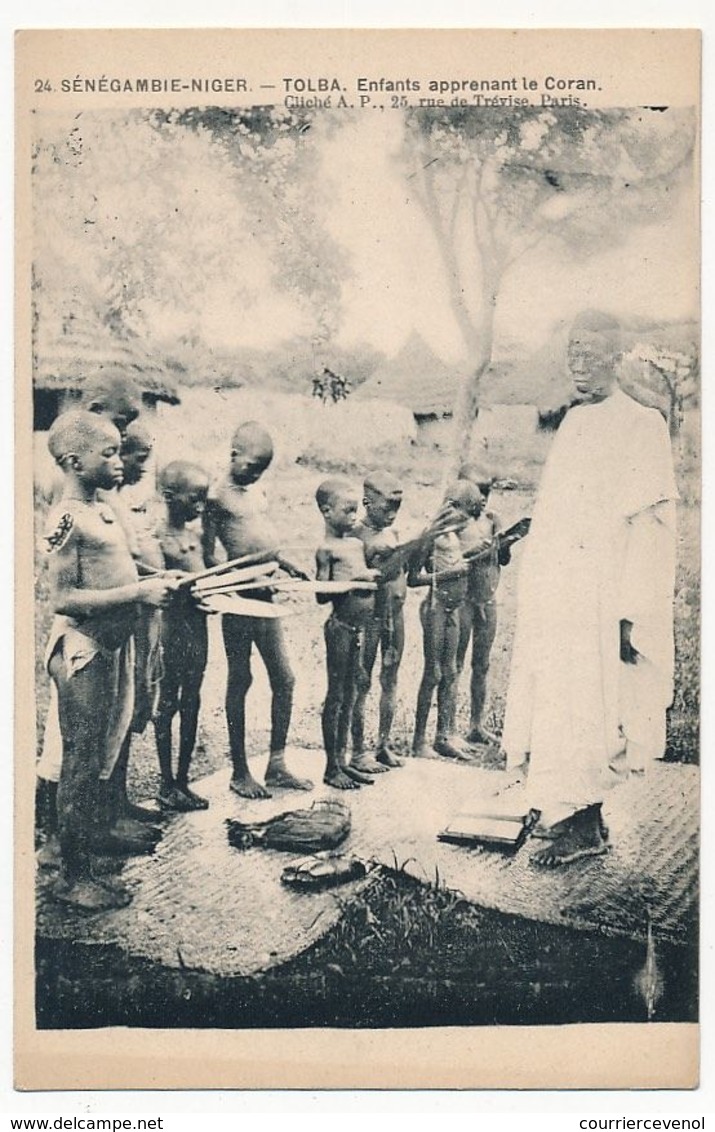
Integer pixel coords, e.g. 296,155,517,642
37,375,514,912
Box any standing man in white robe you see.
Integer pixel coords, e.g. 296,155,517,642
502,310,677,866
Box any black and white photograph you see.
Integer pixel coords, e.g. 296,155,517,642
15,27,700,1090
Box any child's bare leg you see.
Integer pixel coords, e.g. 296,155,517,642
222,616,271,799
350,619,386,773
434,607,473,761
107,735,162,839
175,689,209,810
375,606,405,768
255,620,312,791
413,599,440,756
465,600,499,744
174,625,209,808
322,617,361,790
154,665,180,803
50,651,132,910
36,778,62,867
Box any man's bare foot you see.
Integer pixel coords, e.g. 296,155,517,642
433,737,477,762
324,768,361,790
160,785,208,812
465,724,500,746
265,766,314,791
229,775,272,800
52,876,129,912
351,754,389,774
540,809,610,843
344,765,374,785
376,746,404,768
531,807,609,868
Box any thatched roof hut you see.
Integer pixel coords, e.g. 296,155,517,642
354,332,464,420
33,313,181,429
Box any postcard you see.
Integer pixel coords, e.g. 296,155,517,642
15,27,700,1090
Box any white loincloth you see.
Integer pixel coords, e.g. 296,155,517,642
37,617,135,783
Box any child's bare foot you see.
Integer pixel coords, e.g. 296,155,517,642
324,768,361,790
159,785,208,812
90,830,157,857
412,742,434,759
90,869,132,900
465,724,500,746
126,801,166,824
376,745,404,768
229,775,272,800
351,753,389,775
52,876,129,912
343,765,374,785
265,765,314,792
114,816,161,842
531,807,609,868
36,835,62,869
178,785,210,810
433,737,477,762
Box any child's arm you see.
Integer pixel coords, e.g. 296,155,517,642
201,497,221,568
408,544,467,588
407,544,431,588
315,546,333,604
276,552,310,581
48,533,177,615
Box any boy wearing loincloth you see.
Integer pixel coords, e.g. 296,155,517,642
113,420,166,736
153,461,211,812
44,411,177,911
350,471,407,772
36,378,146,862
408,480,483,761
454,467,504,746
202,421,311,799
315,477,381,790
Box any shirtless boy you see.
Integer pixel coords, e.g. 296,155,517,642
408,480,482,761
203,421,311,799
44,411,177,910
113,420,166,737
351,472,406,772
36,378,146,860
315,477,381,789
454,468,502,745
153,461,211,812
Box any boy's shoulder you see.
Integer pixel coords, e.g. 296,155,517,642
43,498,104,553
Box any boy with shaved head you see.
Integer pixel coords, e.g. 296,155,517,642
408,480,483,762
350,471,407,771
82,372,143,440
203,421,311,799
43,411,178,910
153,461,211,811
315,477,381,790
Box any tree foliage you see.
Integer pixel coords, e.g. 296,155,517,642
403,105,696,459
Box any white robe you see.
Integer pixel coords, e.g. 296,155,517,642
502,389,677,824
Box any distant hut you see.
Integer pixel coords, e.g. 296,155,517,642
355,332,462,421
32,312,181,431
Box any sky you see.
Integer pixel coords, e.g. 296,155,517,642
319,110,698,361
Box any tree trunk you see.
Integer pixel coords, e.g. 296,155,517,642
446,286,497,482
